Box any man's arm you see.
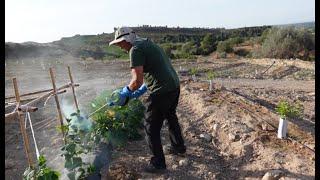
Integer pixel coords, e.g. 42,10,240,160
128,66,144,91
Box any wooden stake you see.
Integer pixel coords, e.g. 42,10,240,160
5,84,79,100
5,88,53,100
49,68,66,143
6,97,38,105
12,78,34,167
67,66,79,112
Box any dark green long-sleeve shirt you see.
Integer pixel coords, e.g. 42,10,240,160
129,38,180,95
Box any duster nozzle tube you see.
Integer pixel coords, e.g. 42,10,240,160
88,104,108,118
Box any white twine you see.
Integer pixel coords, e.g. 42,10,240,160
24,108,40,159
24,111,28,129
44,94,54,107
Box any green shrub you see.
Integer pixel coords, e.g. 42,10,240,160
181,41,199,55
228,37,244,46
234,48,249,57
200,33,217,55
216,37,245,54
104,45,129,59
275,100,304,119
173,42,198,59
253,27,315,60
216,52,227,58
174,53,196,59
217,40,233,53
256,28,271,44
160,43,174,59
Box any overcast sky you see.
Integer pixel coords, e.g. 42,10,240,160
5,0,315,43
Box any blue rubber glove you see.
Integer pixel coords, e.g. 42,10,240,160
131,84,148,98
117,86,132,106
107,86,132,106
120,86,133,97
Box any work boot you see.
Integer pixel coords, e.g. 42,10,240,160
143,157,166,173
143,163,166,173
163,145,186,156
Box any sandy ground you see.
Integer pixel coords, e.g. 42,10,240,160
5,56,315,179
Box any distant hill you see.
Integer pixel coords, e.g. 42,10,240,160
10,21,315,60
5,42,69,59
274,21,315,28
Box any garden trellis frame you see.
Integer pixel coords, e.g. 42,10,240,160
5,66,80,167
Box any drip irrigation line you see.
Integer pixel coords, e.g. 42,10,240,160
26,117,55,130
287,136,315,153
255,61,276,78
217,92,277,130
35,118,57,131
43,118,58,129
214,88,314,154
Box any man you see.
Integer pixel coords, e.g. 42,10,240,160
109,27,186,172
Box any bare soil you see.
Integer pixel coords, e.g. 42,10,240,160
5,57,315,179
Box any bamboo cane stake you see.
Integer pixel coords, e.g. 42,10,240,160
67,66,79,112
5,88,56,100
6,97,38,105
13,78,34,167
49,68,66,143
5,84,79,100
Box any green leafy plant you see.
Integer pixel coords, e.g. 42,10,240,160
275,100,303,119
189,67,199,76
206,70,216,80
61,111,97,180
23,155,60,180
89,90,145,146
59,90,145,179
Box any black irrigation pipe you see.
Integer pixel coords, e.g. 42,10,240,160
255,61,276,78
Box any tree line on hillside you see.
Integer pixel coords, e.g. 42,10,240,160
5,25,314,61
159,26,314,61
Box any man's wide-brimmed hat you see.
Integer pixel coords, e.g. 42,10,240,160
109,27,135,46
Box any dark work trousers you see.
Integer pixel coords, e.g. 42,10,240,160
144,87,186,168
